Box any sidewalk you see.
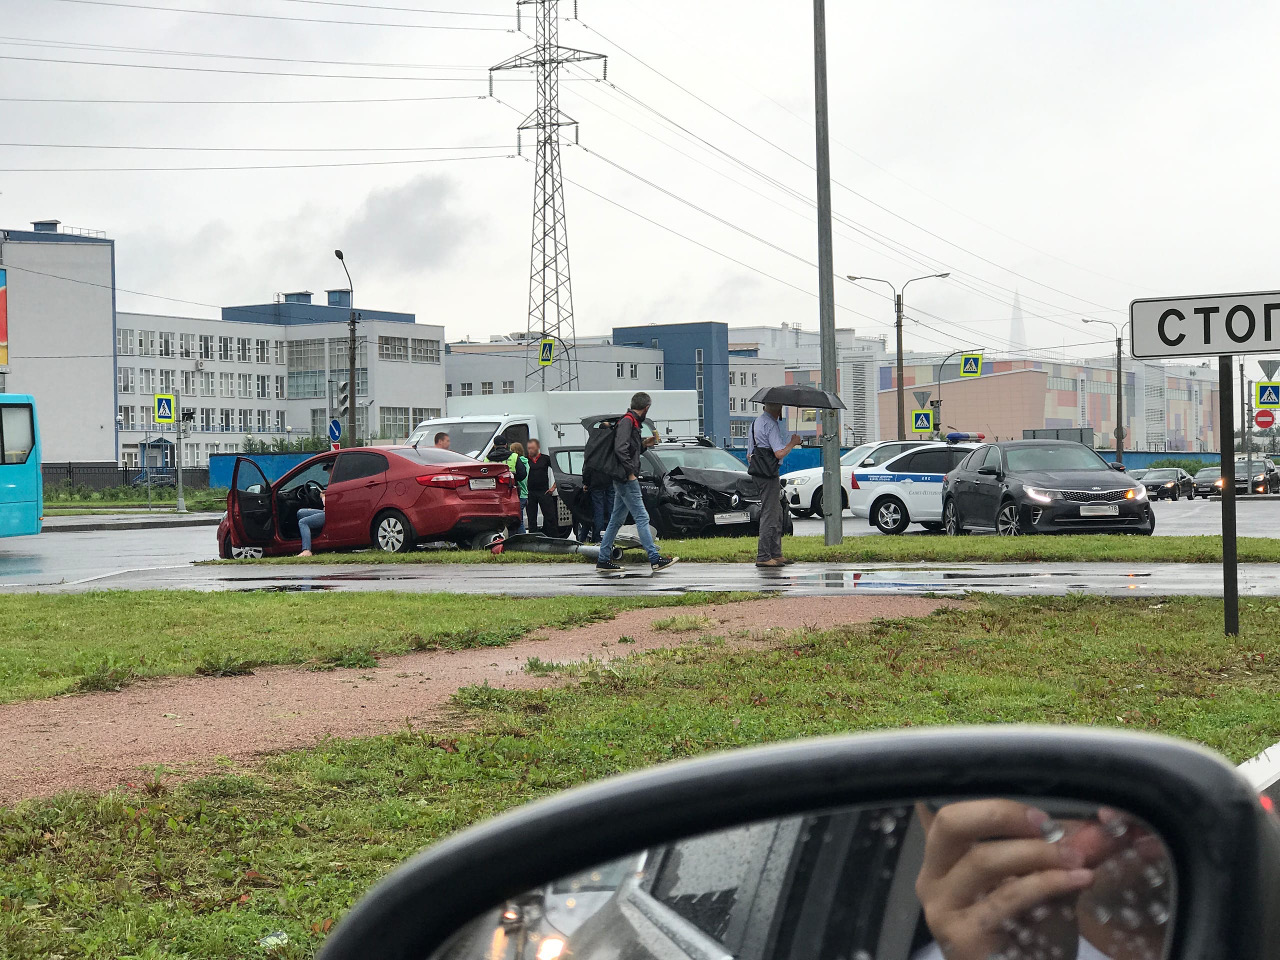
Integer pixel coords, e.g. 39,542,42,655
42,512,222,532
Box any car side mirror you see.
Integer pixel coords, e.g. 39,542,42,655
317,728,1280,960
977,465,1000,476
1109,462,1127,471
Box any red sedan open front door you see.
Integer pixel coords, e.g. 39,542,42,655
229,457,277,549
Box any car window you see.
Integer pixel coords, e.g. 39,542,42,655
948,448,973,470
648,820,784,944
554,450,585,475
405,421,500,459
959,446,987,471
331,452,388,484
840,442,876,466
981,446,1002,471
651,447,747,472
862,443,915,467
235,459,269,495
1143,469,1177,481
901,448,952,474
1003,445,1107,472
399,447,474,466
280,458,334,492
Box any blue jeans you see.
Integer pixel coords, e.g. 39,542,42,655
590,484,615,542
298,508,325,552
599,478,660,564
517,497,527,534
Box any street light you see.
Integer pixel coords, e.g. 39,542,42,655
1082,318,1132,464
932,347,979,438
335,249,357,449
847,273,950,439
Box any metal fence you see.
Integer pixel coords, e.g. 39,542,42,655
42,462,212,491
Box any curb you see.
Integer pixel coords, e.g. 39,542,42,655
41,516,222,533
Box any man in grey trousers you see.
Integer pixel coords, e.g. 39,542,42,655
747,403,802,567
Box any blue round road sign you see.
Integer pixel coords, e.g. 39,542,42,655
328,418,342,442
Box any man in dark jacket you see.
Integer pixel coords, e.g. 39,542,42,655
597,393,679,573
524,439,559,535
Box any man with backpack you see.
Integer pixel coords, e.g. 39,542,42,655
593,392,679,574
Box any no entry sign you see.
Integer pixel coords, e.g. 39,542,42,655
1257,409,1276,430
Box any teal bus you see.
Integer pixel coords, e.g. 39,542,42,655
0,395,40,538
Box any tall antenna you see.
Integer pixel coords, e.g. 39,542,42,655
491,0,605,390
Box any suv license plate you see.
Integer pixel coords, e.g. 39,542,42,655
469,478,497,490
1079,504,1119,517
714,511,751,524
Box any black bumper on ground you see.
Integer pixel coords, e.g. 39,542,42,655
1017,499,1155,534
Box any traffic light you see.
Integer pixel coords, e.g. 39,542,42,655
337,380,350,419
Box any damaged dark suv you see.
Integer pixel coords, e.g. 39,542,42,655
554,437,794,539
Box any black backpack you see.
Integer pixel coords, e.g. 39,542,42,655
583,416,624,485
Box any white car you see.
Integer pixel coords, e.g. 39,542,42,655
784,440,929,517
851,442,979,534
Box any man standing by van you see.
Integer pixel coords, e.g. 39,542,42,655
597,392,679,574
748,403,802,568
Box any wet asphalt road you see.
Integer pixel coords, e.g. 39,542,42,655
0,497,1275,595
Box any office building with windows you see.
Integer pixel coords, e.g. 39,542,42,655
613,322,730,444
116,290,446,467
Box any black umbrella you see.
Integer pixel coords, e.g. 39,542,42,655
749,384,846,410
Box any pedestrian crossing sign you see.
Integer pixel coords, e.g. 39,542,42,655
155,394,176,424
911,409,934,433
1257,383,1280,409
538,338,555,366
960,354,983,377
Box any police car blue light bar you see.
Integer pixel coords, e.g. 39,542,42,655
945,432,986,443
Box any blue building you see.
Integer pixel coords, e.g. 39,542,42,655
612,322,730,444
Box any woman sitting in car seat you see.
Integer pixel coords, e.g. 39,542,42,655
295,461,331,557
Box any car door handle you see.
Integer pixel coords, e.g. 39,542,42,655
364,481,379,488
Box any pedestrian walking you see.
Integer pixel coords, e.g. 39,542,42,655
596,392,679,574
508,441,530,534
524,439,559,535
747,403,802,567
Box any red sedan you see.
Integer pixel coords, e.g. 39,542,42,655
218,446,521,558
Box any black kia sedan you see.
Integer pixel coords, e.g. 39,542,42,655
1141,467,1196,501
941,440,1154,535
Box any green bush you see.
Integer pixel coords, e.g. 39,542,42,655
1147,457,1218,474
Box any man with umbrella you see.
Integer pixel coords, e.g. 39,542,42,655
747,401,803,567
748,384,845,567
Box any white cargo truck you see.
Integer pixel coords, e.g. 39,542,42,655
406,390,701,460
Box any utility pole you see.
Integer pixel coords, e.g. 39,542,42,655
1241,362,1249,477
491,0,605,391
335,249,357,447
1114,334,1124,464
812,0,840,547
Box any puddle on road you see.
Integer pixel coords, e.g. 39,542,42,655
237,584,336,592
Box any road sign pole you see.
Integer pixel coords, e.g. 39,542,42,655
175,391,187,514
1220,355,1239,636
1115,334,1124,464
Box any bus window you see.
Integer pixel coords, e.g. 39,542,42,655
1,405,34,465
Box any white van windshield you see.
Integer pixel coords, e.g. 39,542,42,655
406,421,500,459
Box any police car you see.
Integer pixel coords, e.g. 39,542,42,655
850,435,984,534
784,439,929,517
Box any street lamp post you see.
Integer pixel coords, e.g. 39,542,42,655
932,348,975,439
847,273,950,439
1083,319,1131,464
335,250,357,448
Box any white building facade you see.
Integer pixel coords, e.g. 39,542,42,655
443,335,665,400
117,291,446,467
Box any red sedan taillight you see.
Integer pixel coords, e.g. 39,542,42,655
417,473,468,488
497,474,514,487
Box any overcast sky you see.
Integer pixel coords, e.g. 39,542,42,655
5,0,1280,376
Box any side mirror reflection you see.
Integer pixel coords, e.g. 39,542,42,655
430,798,1173,960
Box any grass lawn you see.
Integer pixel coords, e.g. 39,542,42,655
0,591,747,705
207,533,1280,565
1,595,1278,958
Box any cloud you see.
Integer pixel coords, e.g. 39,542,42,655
338,175,477,274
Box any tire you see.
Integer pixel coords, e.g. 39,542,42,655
790,507,814,519
1171,489,1179,501
811,487,848,518
373,509,415,553
943,499,966,537
1187,487,1195,500
995,500,1024,536
782,511,794,536
873,497,910,535
225,536,263,560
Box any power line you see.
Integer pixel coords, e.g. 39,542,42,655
0,35,493,70
0,152,514,172
0,141,516,152
0,52,518,81
277,0,515,16
42,0,513,30
0,94,487,105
